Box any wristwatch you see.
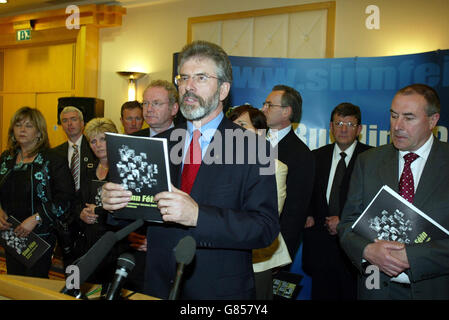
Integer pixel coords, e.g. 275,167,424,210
35,213,42,224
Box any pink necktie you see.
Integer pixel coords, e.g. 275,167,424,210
181,130,201,194
399,152,419,203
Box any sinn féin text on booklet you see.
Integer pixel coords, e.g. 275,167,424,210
351,185,449,244
105,132,171,223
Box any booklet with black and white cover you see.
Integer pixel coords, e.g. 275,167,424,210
0,216,51,268
105,132,171,223
352,185,449,244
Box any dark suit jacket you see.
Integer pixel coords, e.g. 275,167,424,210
52,136,96,223
277,129,315,259
143,116,279,300
133,127,150,137
338,138,449,300
303,141,371,274
52,135,96,192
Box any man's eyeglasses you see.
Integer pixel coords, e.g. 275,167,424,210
142,100,169,108
174,73,220,86
333,121,359,129
262,102,286,109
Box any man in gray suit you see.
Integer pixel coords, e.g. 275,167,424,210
338,83,449,300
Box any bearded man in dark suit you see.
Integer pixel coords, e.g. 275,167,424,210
102,41,279,300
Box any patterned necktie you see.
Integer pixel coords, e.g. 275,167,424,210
399,152,419,203
181,130,202,194
328,151,347,216
71,144,80,191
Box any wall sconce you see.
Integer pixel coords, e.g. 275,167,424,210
117,71,147,101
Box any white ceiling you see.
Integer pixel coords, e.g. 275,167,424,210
0,0,163,18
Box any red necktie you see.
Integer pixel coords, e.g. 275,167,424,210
181,130,201,194
399,152,419,203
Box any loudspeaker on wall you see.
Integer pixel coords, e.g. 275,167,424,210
57,97,104,124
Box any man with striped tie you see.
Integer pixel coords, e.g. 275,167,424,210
338,84,449,300
53,106,96,265
54,106,96,194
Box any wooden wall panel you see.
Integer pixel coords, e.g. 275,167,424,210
36,92,73,148
3,43,74,93
1,93,36,151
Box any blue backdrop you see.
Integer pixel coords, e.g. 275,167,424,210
229,49,449,150
227,49,449,299
173,49,449,299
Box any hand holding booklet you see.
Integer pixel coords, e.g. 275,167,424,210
105,132,172,223
0,216,51,268
352,185,449,244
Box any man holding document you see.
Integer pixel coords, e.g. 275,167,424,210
101,41,279,299
338,83,449,299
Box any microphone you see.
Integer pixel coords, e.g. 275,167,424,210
60,231,117,296
60,219,144,297
168,235,196,300
105,252,136,300
114,218,143,241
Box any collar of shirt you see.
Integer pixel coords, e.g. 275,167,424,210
68,135,83,148
150,122,174,137
333,140,358,166
68,135,83,162
398,134,434,188
267,126,291,147
183,112,224,163
326,140,357,203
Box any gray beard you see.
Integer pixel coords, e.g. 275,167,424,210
180,90,220,121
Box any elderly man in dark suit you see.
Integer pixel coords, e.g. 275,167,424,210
262,85,315,264
303,103,372,300
338,84,449,300
102,41,279,300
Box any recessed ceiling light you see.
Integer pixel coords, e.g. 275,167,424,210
0,0,8,4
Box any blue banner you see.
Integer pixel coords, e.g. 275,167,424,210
229,50,449,150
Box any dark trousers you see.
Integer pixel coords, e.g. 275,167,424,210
388,281,412,300
311,265,357,300
254,269,273,300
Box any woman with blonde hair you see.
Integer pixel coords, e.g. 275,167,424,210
0,106,75,278
72,117,121,286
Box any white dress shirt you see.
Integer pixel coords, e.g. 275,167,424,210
267,126,291,147
326,140,358,204
392,134,434,284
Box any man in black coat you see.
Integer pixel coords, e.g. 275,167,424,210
52,106,96,266
303,102,372,300
262,85,315,264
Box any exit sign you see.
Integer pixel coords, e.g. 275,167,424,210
16,29,31,41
